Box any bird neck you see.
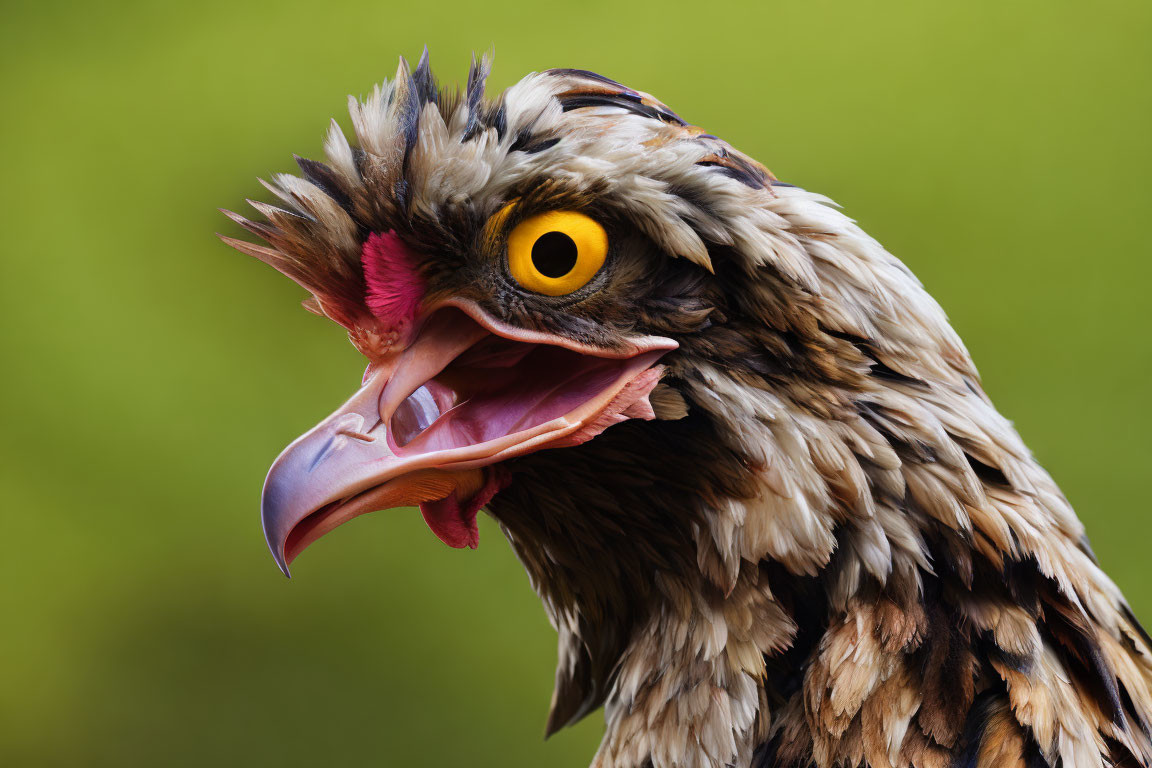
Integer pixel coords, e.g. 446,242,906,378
488,389,1152,768
489,413,801,766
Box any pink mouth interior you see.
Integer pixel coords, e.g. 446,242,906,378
267,308,674,569
388,333,638,455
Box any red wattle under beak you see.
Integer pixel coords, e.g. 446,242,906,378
259,303,675,576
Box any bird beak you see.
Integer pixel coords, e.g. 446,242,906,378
260,302,676,575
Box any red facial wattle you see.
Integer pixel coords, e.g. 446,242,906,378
418,467,509,549
362,230,427,332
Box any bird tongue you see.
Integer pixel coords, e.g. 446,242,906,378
418,467,508,549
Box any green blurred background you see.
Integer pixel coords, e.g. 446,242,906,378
1,0,1149,765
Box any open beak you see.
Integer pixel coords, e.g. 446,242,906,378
260,302,676,576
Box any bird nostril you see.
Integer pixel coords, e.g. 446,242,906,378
390,385,444,447
338,430,376,442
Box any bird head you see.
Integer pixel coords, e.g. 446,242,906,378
226,54,803,575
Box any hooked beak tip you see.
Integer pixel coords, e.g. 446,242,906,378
264,520,293,578
271,546,292,578
262,471,296,578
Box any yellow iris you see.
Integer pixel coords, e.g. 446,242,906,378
505,210,608,296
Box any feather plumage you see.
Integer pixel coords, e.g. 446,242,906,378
224,54,1152,768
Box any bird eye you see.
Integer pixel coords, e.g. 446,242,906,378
505,210,608,296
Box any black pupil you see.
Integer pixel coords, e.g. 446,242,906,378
530,231,579,278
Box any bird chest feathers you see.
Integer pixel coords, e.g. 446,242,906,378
223,52,1152,768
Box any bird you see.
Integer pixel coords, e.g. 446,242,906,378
222,52,1152,768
